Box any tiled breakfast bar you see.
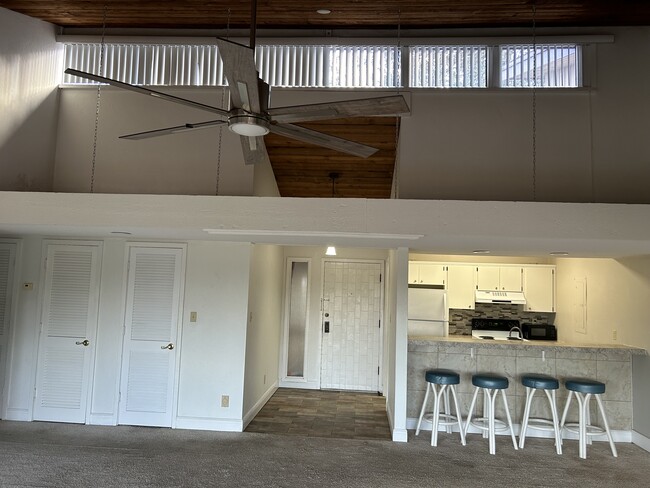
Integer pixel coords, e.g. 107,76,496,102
407,337,647,438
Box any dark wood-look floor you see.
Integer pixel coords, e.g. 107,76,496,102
245,388,391,441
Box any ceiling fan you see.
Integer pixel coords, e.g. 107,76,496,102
64,3,410,166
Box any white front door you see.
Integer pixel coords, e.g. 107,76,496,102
321,261,383,391
0,243,17,411
118,246,184,427
33,244,102,423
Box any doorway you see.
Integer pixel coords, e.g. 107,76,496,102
118,245,185,427
33,243,102,423
320,261,383,392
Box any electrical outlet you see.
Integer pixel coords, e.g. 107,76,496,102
190,311,197,322
612,329,618,341
221,395,229,408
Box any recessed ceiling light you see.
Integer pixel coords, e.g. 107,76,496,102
550,251,569,256
111,231,132,235
316,9,332,15
472,250,490,254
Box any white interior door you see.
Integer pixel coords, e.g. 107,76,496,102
0,243,17,410
118,246,184,427
33,244,102,423
321,261,383,391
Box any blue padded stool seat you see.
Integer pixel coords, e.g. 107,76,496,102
519,374,562,454
425,369,460,385
522,374,559,390
465,373,517,454
472,374,508,390
561,378,616,459
565,379,606,395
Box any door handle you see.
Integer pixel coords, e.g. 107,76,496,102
75,339,90,346
161,343,174,350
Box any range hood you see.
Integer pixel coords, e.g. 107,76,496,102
475,290,527,305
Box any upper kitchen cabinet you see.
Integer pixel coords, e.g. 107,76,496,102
476,265,523,291
447,265,475,310
523,266,556,312
409,262,446,286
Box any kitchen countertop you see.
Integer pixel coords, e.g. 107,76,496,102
408,335,648,355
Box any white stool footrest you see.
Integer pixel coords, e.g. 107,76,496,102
525,417,558,432
563,422,607,437
470,417,509,433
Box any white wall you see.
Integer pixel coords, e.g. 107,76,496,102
3,236,253,431
243,244,284,426
0,7,62,191
555,256,650,437
53,88,254,196
279,246,390,390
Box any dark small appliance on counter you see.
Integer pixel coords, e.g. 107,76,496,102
521,323,557,341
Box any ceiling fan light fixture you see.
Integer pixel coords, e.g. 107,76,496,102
228,114,270,137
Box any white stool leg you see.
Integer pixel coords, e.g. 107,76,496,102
560,390,573,433
464,386,480,438
518,387,535,449
577,392,587,459
488,389,497,455
595,394,618,457
443,387,453,434
545,389,562,455
501,389,518,450
450,385,466,446
415,383,431,436
585,394,593,446
431,384,444,447
482,389,490,439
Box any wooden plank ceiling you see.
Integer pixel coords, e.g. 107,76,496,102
2,1,648,198
1,1,649,30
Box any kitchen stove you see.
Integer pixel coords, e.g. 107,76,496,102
471,318,524,341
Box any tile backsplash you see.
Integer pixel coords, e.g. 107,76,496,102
449,303,554,335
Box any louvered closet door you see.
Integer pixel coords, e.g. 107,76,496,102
119,247,184,427
33,244,101,423
0,243,17,410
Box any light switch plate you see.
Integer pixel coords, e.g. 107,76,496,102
190,311,197,322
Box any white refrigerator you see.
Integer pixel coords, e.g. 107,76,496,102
408,286,448,337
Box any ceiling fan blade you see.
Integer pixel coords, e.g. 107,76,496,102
214,38,261,113
267,95,410,124
269,123,379,158
119,120,226,140
65,68,230,118
240,135,269,165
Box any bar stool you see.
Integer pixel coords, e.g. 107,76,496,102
518,374,562,454
415,369,466,446
465,373,518,455
560,378,617,459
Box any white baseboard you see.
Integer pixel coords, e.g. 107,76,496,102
278,380,320,390
175,416,243,432
387,403,408,442
243,381,278,429
407,417,631,443
632,430,650,452
3,408,30,421
88,413,117,426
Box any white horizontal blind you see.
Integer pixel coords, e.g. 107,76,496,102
63,42,400,88
500,44,581,87
409,45,488,88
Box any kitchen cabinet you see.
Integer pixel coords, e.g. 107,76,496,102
409,262,446,285
447,265,475,310
523,266,555,312
476,265,523,291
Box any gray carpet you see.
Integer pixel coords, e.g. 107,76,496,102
1,421,649,487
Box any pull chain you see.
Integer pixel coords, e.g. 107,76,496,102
532,2,537,202
215,8,231,196
90,3,108,193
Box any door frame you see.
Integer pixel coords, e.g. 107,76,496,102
318,258,385,393
0,240,20,420
32,239,104,423
117,242,187,428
